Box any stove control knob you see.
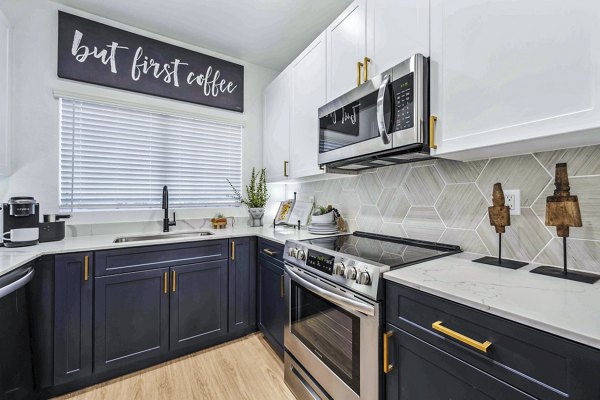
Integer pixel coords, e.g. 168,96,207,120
356,271,371,285
296,250,306,261
344,266,357,280
332,262,346,276
288,247,298,257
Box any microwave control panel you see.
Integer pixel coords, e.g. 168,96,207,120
392,72,414,131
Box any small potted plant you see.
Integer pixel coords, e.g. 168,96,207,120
211,213,228,229
312,205,335,224
228,168,270,227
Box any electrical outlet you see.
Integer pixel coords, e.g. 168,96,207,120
504,190,521,215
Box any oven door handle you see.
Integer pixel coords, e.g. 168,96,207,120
285,264,375,317
376,74,391,145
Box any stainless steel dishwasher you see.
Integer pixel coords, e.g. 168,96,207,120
0,265,35,400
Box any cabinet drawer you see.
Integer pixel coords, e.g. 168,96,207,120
386,282,600,400
257,238,284,264
95,240,228,276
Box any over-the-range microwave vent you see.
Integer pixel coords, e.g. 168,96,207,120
322,143,434,174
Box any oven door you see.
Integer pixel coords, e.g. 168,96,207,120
284,263,381,400
318,74,394,166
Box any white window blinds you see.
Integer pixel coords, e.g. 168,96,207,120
59,98,242,211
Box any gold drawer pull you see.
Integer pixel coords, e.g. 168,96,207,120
383,330,394,373
363,57,370,83
280,275,284,298
172,270,176,293
263,248,276,256
357,61,364,86
84,255,89,282
429,115,438,150
231,241,235,261
432,321,492,353
284,161,289,177
163,272,168,294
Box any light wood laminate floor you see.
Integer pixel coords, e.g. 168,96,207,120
55,334,296,400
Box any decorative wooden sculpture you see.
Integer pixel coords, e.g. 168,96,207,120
473,182,527,269
531,163,599,283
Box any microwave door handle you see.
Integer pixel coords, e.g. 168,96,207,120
285,264,375,316
377,74,392,145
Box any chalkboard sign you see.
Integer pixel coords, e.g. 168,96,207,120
58,12,244,112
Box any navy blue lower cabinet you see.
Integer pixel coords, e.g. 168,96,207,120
170,260,228,351
384,323,535,400
228,237,257,334
54,253,93,385
94,268,170,374
257,254,285,357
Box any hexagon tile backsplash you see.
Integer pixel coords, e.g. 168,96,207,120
278,144,600,273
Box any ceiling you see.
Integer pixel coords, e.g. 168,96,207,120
54,0,353,71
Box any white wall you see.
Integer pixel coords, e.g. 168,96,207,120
0,0,277,224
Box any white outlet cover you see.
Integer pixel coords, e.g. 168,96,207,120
504,190,521,216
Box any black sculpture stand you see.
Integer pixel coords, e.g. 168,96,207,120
473,233,528,270
531,237,600,284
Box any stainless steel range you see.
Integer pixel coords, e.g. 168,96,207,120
283,231,461,400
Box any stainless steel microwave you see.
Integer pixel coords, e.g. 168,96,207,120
318,54,431,172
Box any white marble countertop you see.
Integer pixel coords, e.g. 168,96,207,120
384,252,600,350
0,224,340,278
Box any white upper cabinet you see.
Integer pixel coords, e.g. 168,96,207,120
326,0,367,101
0,11,10,176
366,0,429,78
430,0,600,160
290,33,327,179
263,68,291,183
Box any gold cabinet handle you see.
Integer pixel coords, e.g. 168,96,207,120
383,330,394,373
283,161,289,177
172,270,176,293
363,57,370,83
84,255,89,282
231,241,235,261
429,115,438,150
263,248,276,256
280,275,285,298
163,272,168,294
357,61,364,86
432,321,492,353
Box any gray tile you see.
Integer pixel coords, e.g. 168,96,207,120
377,164,411,188
402,165,445,206
435,159,488,184
356,237,384,260
316,179,342,207
534,238,600,273
402,207,445,242
356,205,383,232
340,175,360,191
534,144,600,177
476,208,552,262
436,184,487,229
377,188,410,224
356,173,383,205
532,176,600,240
439,229,489,255
379,223,408,253
476,154,552,207
65,224,92,238
345,218,359,232
334,190,361,220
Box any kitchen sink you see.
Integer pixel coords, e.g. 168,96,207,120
113,231,214,243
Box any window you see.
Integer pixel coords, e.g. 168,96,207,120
60,98,242,211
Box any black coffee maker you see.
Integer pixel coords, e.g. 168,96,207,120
1,197,40,247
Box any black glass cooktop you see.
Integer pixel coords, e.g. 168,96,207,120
303,231,461,269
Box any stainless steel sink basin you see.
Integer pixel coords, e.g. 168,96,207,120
113,231,214,243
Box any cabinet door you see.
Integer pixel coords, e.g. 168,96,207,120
290,32,327,179
228,237,256,334
54,253,93,385
94,268,169,373
366,0,429,78
258,255,285,357
263,69,291,183
430,0,600,160
384,324,535,400
326,0,367,101
170,260,228,351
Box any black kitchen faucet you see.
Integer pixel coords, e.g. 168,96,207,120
162,185,176,232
